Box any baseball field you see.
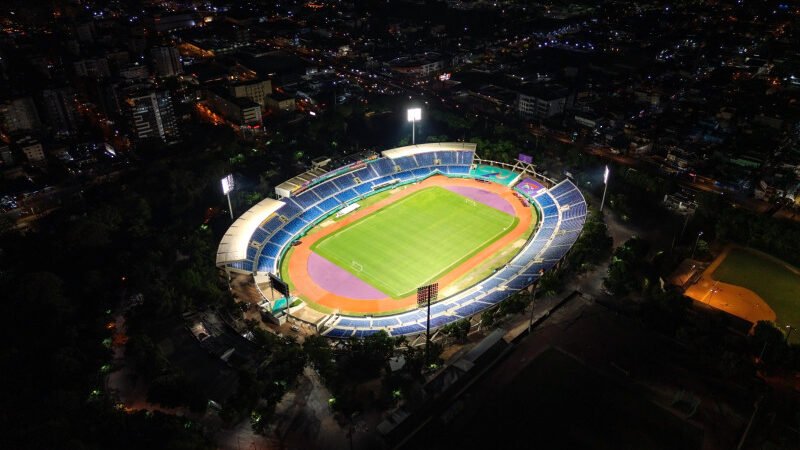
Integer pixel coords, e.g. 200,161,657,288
311,186,518,298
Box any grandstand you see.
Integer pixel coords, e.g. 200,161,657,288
217,142,587,338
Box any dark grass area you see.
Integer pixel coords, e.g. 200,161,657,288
445,347,704,450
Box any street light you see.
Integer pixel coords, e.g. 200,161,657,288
786,325,794,343
221,174,234,220
600,165,610,211
691,231,703,259
407,107,421,145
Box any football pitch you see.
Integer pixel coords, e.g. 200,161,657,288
712,247,800,339
311,186,518,298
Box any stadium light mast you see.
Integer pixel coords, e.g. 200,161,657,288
221,174,234,220
407,107,422,145
691,230,703,259
600,165,610,211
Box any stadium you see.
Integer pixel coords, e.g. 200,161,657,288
216,143,587,338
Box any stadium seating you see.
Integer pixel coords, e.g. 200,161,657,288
333,176,356,191
318,197,340,212
236,150,587,339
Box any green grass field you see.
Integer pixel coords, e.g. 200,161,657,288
713,247,800,333
311,186,518,298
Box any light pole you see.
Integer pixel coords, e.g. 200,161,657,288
407,107,421,145
221,174,234,220
786,325,794,343
691,231,703,259
600,165,610,212
527,269,544,334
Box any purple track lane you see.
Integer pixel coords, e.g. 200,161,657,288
307,252,386,299
444,186,515,215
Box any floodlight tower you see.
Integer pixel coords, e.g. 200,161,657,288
600,165,610,212
407,107,422,145
221,174,234,220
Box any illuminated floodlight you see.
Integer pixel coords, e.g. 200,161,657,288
407,108,422,144
221,174,234,194
221,174,234,219
601,166,610,211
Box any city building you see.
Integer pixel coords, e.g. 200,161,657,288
73,58,111,78
207,88,262,126
0,97,41,132
125,91,180,144
230,79,272,108
265,92,296,113
517,84,573,119
18,136,45,164
40,88,79,136
151,46,183,78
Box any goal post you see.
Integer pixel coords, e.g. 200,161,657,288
465,199,477,207
351,261,363,272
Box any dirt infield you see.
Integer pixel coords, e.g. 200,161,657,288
283,175,534,315
684,245,776,324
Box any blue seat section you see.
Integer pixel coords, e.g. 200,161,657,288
335,189,357,203
283,218,307,235
278,202,302,219
454,301,487,317
333,176,356,191
261,243,281,259
412,167,433,178
396,171,415,181
560,218,585,231
246,246,258,260
432,301,453,315
416,152,435,167
562,203,586,220
251,227,269,244
337,317,371,327
556,189,583,207
293,191,319,209
551,230,581,247
299,206,324,223
548,181,574,198
429,315,456,328
351,167,373,181
534,192,556,210
313,181,339,199
394,156,418,171
390,323,426,335
256,255,275,272
354,329,381,338
448,165,471,175
325,328,354,338
437,151,457,165
370,158,396,176
354,183,373,196
271,230,292,248
543,204,560,217
318,197,340,212
482,290,510,305
229,260,253,272
262,217,283,235
506,276,533,291
457,151,475,165
371,317,400,327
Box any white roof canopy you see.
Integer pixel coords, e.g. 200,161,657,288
381,142,476,160
216,198,285,267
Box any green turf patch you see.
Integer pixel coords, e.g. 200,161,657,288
712,247,800,335
311,186,518,298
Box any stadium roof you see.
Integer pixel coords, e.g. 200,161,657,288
275,166,329,197
216,197,285,267
381,142,477,160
